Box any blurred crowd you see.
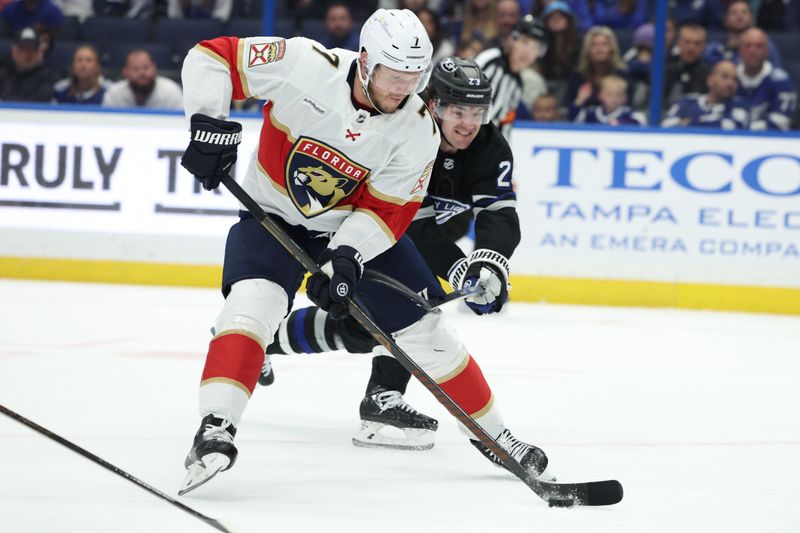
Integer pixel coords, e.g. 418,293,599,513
1,0,798,130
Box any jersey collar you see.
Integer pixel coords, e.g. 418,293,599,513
737,60,773,89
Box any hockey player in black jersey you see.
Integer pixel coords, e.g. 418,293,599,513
259,57,537,473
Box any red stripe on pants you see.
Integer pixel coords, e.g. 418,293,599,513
438,356,492,416
201,333,264,394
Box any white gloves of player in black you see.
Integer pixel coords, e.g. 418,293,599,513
448,249,511,315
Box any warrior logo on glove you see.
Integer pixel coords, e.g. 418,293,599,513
286,137,370,218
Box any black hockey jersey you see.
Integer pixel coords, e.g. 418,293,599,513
406,122,521,281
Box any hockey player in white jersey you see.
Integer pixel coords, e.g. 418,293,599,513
178,8,549,495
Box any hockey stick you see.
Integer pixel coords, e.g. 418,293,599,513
221,174,622,507
361,269,483,311
0,404,233,532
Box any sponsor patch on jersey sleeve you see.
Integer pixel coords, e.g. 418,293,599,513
248,40,286,68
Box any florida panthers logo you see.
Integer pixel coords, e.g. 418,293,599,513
286,137,370,217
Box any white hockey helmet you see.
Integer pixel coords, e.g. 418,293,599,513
358,8,434,94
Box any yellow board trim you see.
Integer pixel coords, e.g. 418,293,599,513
1,256,798,315
509,275,800,316
0,256,222,288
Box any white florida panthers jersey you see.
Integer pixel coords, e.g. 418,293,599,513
182,36,440,262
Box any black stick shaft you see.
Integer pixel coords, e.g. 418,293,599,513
220,175,542,494
362,269,482,310
0,404,232,533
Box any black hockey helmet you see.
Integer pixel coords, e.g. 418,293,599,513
513,14,547,43
428,56,492,108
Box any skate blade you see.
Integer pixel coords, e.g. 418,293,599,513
178,453,230,496
352,420,435,451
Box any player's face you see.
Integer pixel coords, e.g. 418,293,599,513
435,102,486,150
368,64,423,113
508,35,540,73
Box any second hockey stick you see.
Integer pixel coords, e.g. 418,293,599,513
220,174,622,507
0,404,232,532
361,268,483,310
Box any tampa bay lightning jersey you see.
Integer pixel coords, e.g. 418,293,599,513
574,104,646,126
662,94,750,129
735,61,797,131
406,122,520,280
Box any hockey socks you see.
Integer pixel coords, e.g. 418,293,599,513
266,306,340,354
199,331,265,426
265,306,377,355
437,354,499,433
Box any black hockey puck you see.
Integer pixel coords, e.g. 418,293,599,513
547,498,575,508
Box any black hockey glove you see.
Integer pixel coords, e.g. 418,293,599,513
450,249,511,316
306,246,364,320
181,113,242,191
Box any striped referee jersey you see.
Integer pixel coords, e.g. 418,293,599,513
474,46,523,141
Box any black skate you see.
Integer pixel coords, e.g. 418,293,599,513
470,429,555,481
352,386,438,451
257,353,275,386
179,414,238,495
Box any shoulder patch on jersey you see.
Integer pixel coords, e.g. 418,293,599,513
286,137,370,218
249,40,286,67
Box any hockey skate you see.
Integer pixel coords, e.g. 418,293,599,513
352,386,438,451
470,429,556,481
257,353,275,386
179,414,238,495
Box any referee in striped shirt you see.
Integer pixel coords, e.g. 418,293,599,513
475,15,548,140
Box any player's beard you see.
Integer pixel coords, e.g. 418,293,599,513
364,83,407,114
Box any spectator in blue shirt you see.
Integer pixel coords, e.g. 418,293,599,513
735,28,796,131
53,44,110,104
575,74,646,125
663,60,750,129
704,0,783,67
1,0,63,50
321,2,358,51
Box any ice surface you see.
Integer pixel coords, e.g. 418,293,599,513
1,279,799,532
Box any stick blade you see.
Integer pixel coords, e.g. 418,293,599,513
585,479,624,506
